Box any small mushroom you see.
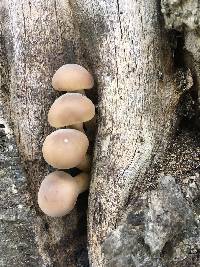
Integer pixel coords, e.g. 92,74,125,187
38,171,90,217
48,93,95,128
52,64,94,91
42,129,89,169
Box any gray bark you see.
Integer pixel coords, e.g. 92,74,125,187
161,0,200,103
71,0,191,265
0,0,199,267
1,1,88,266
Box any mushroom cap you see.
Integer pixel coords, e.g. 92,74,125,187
48,93,95,128
38,171,78,217
42,129,89,169
52,64,94,91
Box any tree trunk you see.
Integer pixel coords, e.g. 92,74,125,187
1,1,88,266
0,0,199,267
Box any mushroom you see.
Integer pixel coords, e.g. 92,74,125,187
48,93,95,128
42,129,89,169
38,171,90,217
52,64,94,91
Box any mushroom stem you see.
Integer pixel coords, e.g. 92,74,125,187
74,172,90,193
70,122,85,133
76,154,91,172
76,89,86,95
84,115,97,141
85,114,96,129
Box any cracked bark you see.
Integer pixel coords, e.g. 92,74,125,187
1,1,88,266
0,0,199,266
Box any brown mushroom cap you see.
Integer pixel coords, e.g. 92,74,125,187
48,93,95,128
38,171,78,217
52,64,94,91
42,129,89,169
38,171,90,217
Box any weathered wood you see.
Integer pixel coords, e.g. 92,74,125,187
0,28,43,266
161,0,200,106
1,0,88,266
71,0,181,265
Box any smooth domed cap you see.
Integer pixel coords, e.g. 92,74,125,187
38,171,78,217
52,64,94,91
42,129,89,169
48,93,95,128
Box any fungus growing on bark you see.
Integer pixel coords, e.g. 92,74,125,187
52,64,94,91
48,93,95,128
38,171,90,217
42,129,89,169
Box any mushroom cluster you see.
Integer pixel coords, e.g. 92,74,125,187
38,64,95,217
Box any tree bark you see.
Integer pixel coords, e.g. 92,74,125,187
1,1,88,266
71,0,180,265
0,0,199,266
